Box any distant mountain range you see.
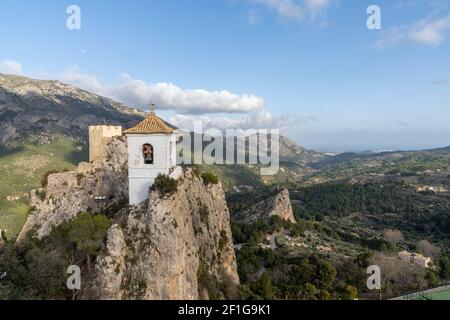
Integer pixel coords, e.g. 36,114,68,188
0,73,144,148
0,73,326,165
314,145,450,170
1,73,449,176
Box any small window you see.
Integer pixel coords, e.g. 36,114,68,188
143,144,154,164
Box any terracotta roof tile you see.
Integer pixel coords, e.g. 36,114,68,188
124,112,176,135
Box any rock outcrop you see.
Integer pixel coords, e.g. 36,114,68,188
89,168,239,300
279,135,325,164
18,138,239,300
17,136,129,241
236,189,296,224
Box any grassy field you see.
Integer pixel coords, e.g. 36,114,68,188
0,137,87,239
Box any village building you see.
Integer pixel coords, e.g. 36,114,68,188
398,250,432,268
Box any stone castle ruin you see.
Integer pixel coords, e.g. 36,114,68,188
88,125,123,163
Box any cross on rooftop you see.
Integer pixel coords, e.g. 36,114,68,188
149,102,156,114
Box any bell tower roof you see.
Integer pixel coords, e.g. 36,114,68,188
124,107,176,135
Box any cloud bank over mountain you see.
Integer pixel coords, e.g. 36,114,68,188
59,67,265,115
0,61,298,132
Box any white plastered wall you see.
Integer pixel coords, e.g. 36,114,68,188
126,133,178,205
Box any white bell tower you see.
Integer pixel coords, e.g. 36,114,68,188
124,105,182,205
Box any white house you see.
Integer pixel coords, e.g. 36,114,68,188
398,250,433,268
124,111,182,205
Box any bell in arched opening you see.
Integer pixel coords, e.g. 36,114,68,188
143,143,154,164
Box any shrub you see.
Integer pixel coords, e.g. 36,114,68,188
439,256,450,280
41,168,70,188
344,285,359,300
76,173,84,186
0,212,110,299
35,189,46,201
191,165,201,177
197,265,222,300
218,230,228,252
41,170,59,187
64,212,111,269
152,174,178,196
201,172,218,185
199,204,210,227
27,206,36,215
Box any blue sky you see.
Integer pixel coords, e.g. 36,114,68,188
1,0,450,151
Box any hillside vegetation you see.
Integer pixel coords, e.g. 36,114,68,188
227,182,450,299
0,137,87,238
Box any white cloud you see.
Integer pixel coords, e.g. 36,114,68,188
254,0,303,20
0,60,23,75
375,15,450,48
409,16,450,45
170,111,317,131
304,0,333,18
108,73,264,114
52,67,265,114
59,66,106,95
250,0,334,21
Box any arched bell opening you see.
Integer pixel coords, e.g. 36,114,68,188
143,143,154,164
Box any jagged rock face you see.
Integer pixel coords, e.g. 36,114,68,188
279,135,325,164
90,224,128,298
17,137,129,241
0,73,144,147
236,189,296,224
90,168,239,300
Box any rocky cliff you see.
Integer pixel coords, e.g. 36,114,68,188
17,136,129,241
89,168,239,300
279,135,325,164
235,188,296,224
18,137,239,300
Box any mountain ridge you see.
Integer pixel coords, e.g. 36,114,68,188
0,73,144,147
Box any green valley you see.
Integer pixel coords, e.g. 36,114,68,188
0,137,87,238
